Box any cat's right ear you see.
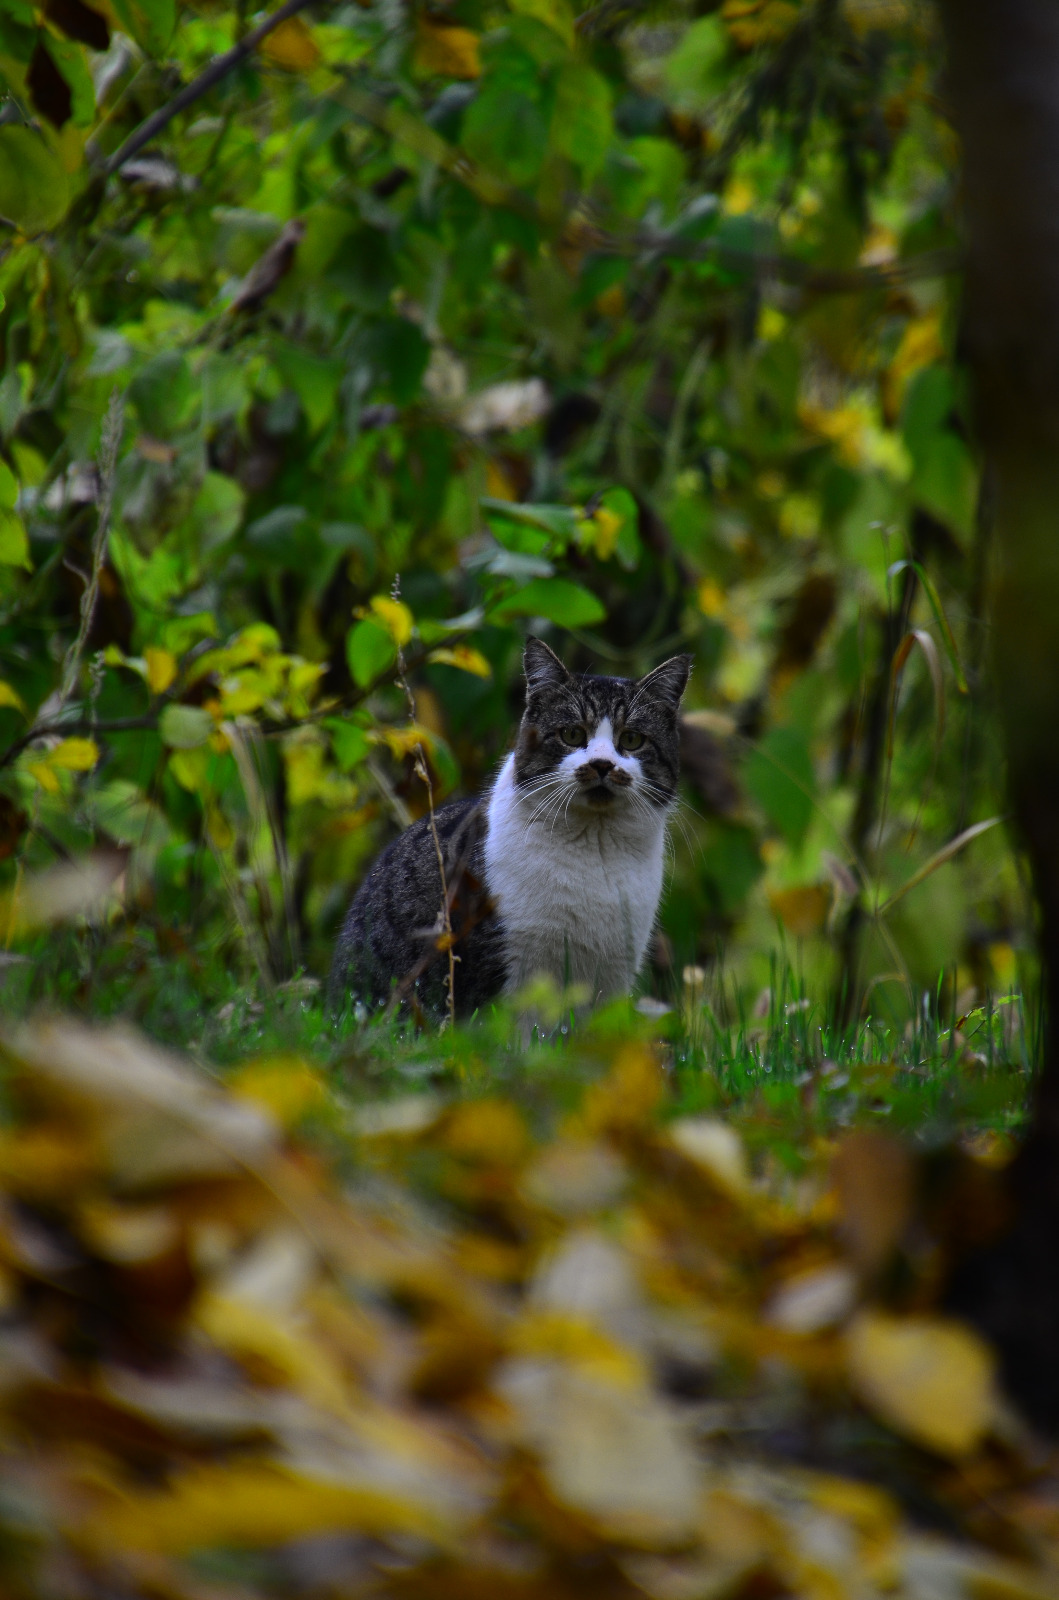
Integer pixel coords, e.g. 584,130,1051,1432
523,636,570,698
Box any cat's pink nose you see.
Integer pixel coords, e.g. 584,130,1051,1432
588,758,614,777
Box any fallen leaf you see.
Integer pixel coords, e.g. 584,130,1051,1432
845,1310,997,1458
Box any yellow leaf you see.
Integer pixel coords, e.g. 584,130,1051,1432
195,1290,350,1412
595,284,625,318
697,577,726,618
168,746,209,792
757,303,786,340
230,1057,327,1128
143,646,177,695
588,505,622,560
723,0,800,47
0,1126,97,1198
261,15,321,70
883,309,944,418
25,760,59,792
50,737,100,772
768,882,832,936
845,1311,997,1458
484,457,516,500
579,1043,664,1134
442,1098,528,1166
83,1460,456,1554
374,722,432,759
426,645,492,678
369,595,414,647
723,176,755,215
511,1310,647,1389
204,804,234,851
27,737,99,788
669,1117,750,1198
0,679,26,714
414,19,481,79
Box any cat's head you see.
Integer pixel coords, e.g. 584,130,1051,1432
514,637,691,817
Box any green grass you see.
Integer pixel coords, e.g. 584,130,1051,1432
1,921,1036,1163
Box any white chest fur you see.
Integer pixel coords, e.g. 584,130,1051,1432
483,753,668,1001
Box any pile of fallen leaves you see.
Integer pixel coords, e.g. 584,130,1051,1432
0,1019,1056,1599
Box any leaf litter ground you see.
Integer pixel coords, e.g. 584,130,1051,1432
0,1008,1055,1599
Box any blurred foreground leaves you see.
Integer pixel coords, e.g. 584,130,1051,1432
0,1017,1055,1598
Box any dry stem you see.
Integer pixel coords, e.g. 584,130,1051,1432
391,576,456,1028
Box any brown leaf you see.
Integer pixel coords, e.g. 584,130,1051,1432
414,19,482,79
45,0,109,48
230,218,307,313
261,15,320,70
833,1129,915,1278
768,882,832,937
27,39,71,129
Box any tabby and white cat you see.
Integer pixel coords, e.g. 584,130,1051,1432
329,637,691,1018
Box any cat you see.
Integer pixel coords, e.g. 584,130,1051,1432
329,637,691,1021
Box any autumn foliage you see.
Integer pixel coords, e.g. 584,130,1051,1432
0,1016,1055,1598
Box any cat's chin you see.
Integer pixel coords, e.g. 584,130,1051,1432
578,784,620,809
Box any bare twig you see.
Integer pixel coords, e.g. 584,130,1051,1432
56,391,124,716
390,575,456,1028
104,0,321,175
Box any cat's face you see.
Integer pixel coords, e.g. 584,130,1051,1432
513,637,691,818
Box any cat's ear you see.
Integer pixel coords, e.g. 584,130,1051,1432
636,653,692,710
524,636,570,697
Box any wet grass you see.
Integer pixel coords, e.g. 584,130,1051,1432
1,921,1037,1159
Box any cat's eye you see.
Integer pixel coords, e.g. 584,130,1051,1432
559,725,587,747
619,729,645,751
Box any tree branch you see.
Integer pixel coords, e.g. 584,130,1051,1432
104,0,321,175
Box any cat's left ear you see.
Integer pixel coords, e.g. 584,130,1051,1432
636,653,692,710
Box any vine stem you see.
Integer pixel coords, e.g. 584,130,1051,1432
391,576,456,1029
102,0,321,174
56,390,124,717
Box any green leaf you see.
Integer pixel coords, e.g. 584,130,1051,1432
272,344,343,433
481,498,579,542
463,47,552,186
325,719,370,771
607,137,685,221
159,704,214,749
356,320,430,407
0,458,18,510
347,618,396,688
744,727,815,845
129,351,196,437
664,16,732,114
188,472,246,552
0,126,70,233
598,486,641,570
508,0,574,48
551,64,613,179
901,366,953,457
492,576,606,627
0,0,36,28
44,34,96,126
911,431,977,543
110,0,173,55
0,506,29,568
700,824,763,915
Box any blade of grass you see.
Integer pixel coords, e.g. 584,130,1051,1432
878,816,1002,915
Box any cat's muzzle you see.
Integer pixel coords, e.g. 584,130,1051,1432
574,758,632,805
